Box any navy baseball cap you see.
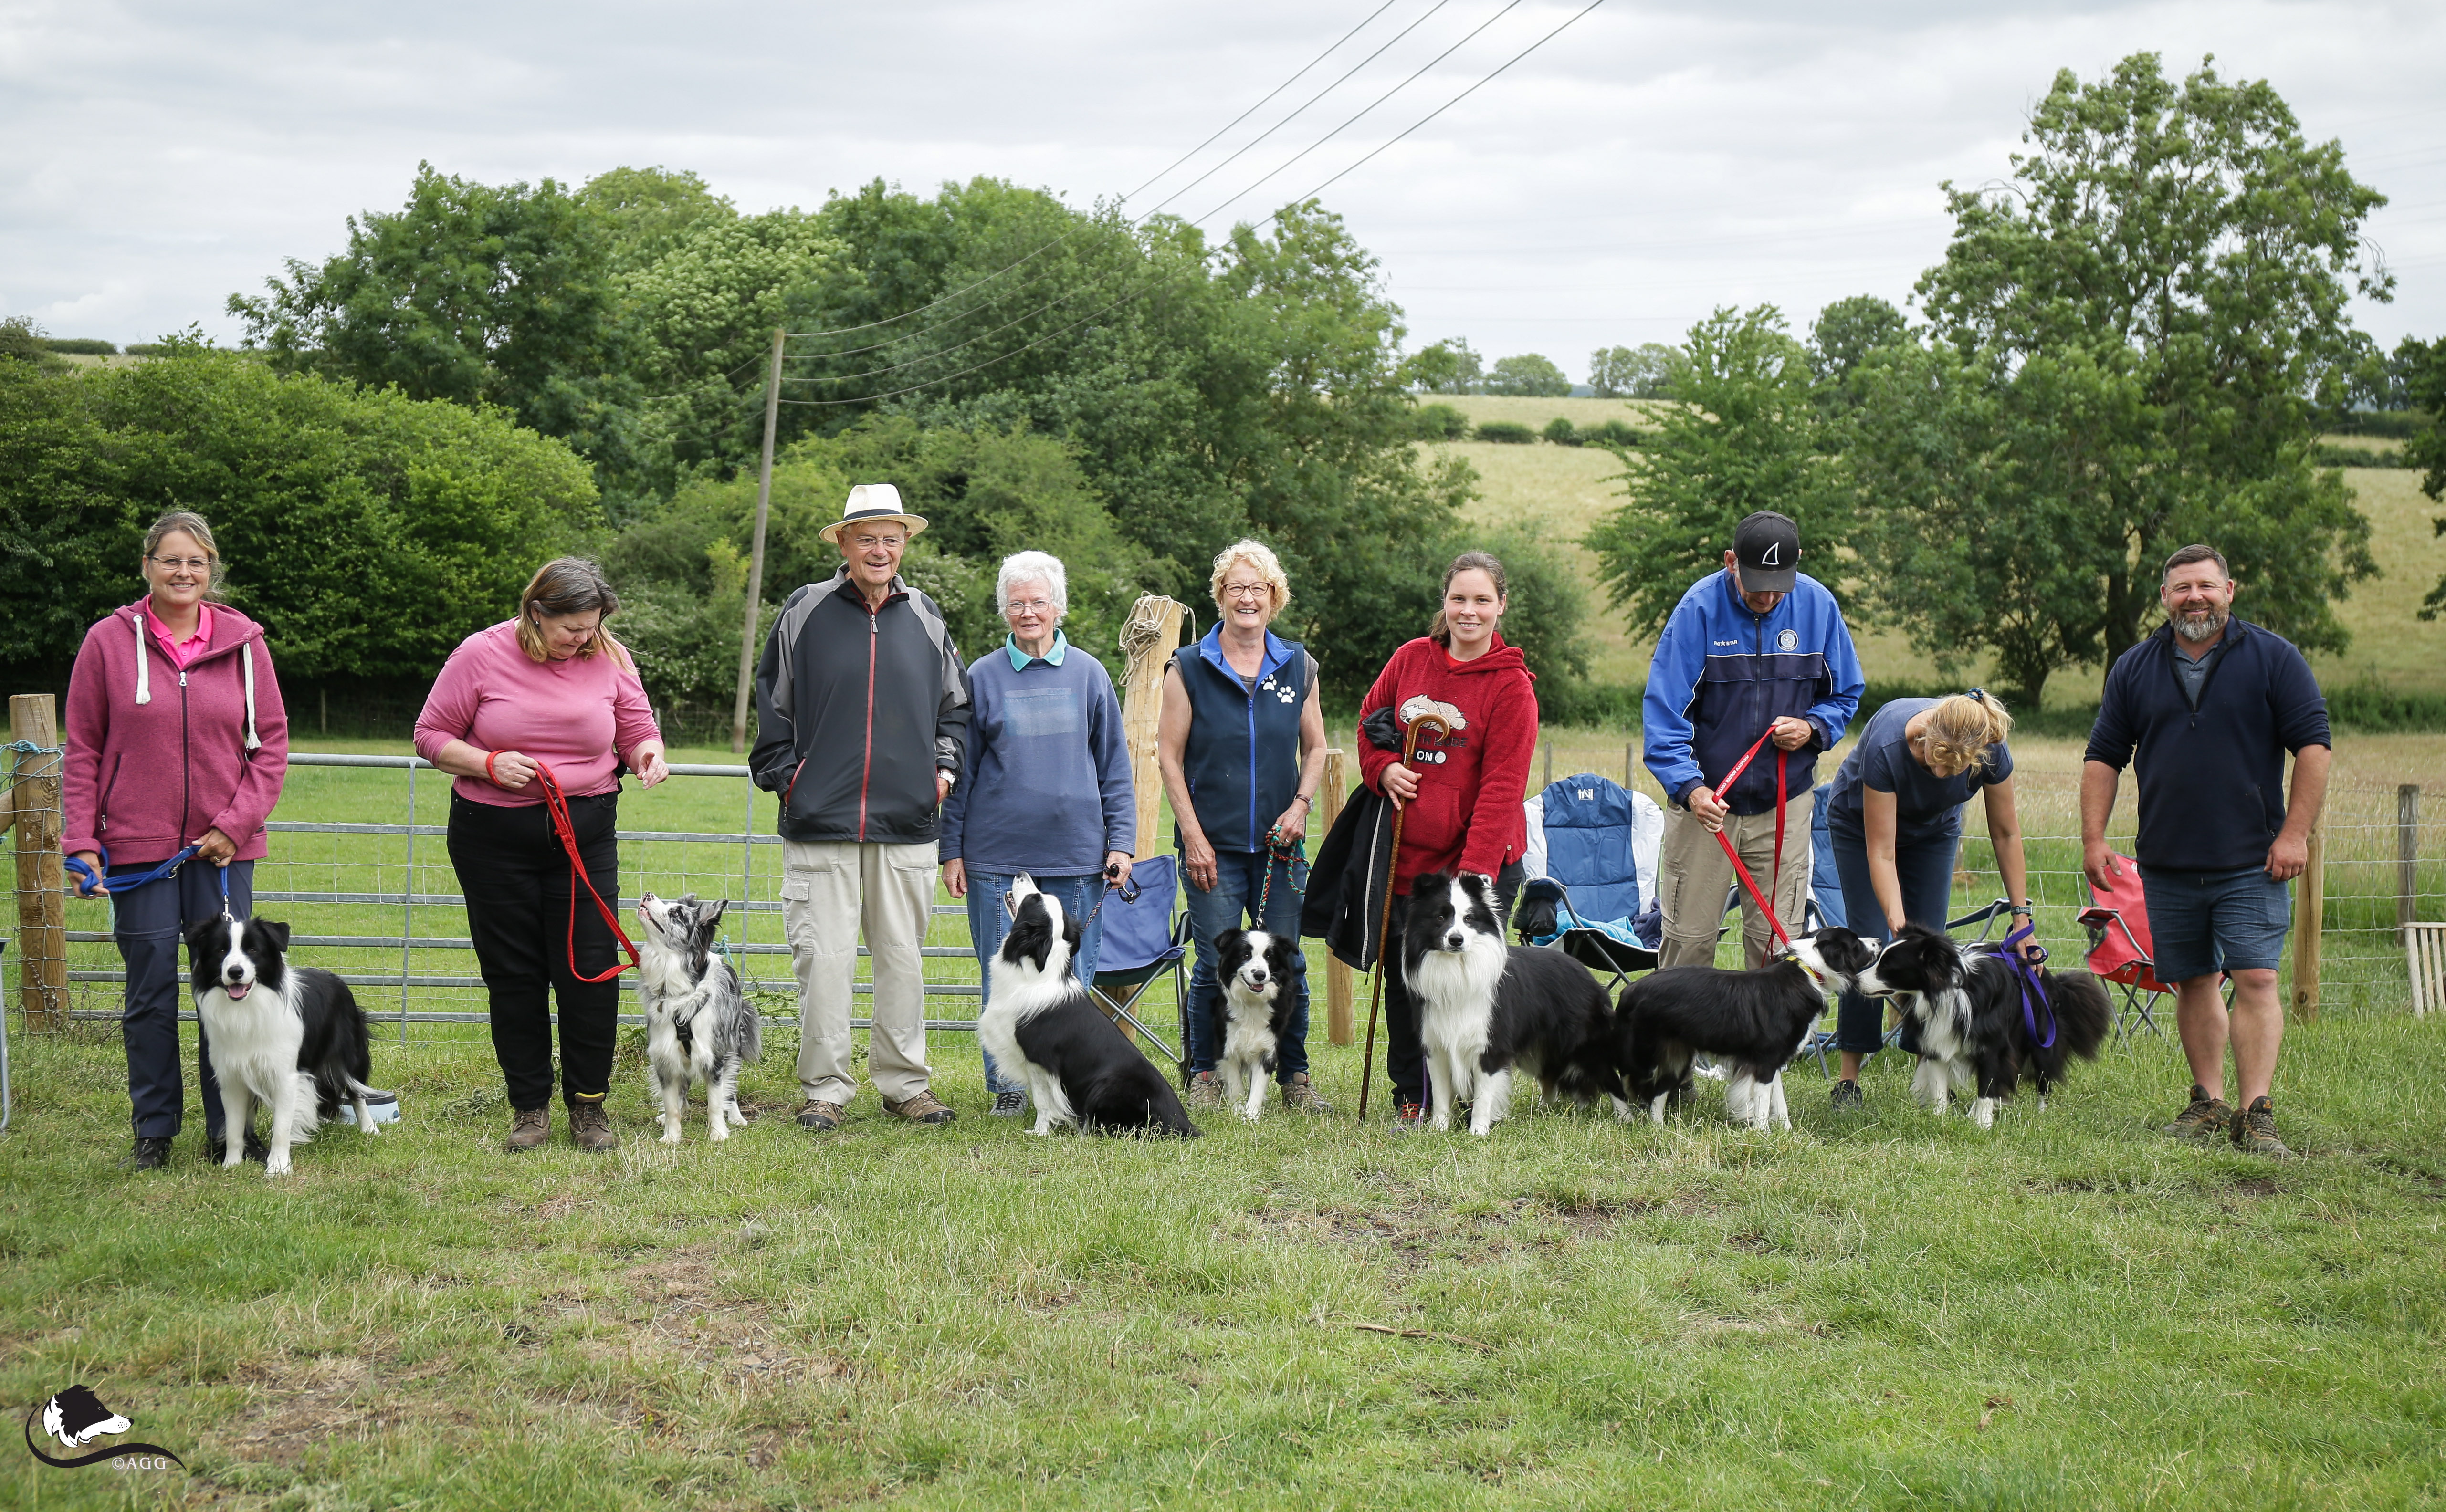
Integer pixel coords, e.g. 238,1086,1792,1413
1733,511,1799,592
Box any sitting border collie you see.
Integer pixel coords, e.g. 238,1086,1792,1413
1613,927,1879,1130
186,914,382,1177
636,892,760,1144
1401,871,1629,1135
1214,927,1298,1122
1855,923,2112,1126
984,877,1200,1138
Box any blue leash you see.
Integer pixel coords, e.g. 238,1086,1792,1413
65,844,226,913
1996,922,2055,1049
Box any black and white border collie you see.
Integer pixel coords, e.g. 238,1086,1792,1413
1214,927,1299,1122
1855,923,2112,1126
983,876,1200,1138
636,892,761,1144
1613,927,1879,1130
1401,871,1629,1135
186,915,382,1176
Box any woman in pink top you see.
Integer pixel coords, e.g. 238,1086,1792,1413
64,511,290,1171
414,558,667,1153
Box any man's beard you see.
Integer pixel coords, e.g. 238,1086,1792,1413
2173,606,2228,643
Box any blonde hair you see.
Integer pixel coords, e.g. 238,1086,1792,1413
142,510,227,600
1920,690,2014,778
515,557,632,669
1209,538,1290,616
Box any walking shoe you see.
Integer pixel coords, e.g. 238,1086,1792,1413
212,1128,271,1163
1830,1078,1864,1112
989,1090,1028,1118
121,1136,174,1171
506,1106,551,1151
1280,1072,1333,1114
568,1098,618,1152
2163,1084,2232,1143
1186,1071,1224,1111
795,1098,845,1131
1391,1101,1429,1131
2230,1096,2294,1159
882,1090,957,1125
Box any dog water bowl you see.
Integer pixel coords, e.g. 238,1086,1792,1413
335,1091,401,1126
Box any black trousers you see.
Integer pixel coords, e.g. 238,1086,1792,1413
115,859,253,1141
1382,860,1523,1109
447,792,623,1111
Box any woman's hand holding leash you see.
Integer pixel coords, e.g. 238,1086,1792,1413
193,827,236,866
70,850,107,896
1104,852,1134,890
484,749,538,791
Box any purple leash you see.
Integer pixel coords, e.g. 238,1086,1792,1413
1996,922,2054,1049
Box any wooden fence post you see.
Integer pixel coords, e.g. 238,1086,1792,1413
1320,748,1353,1046
9,694,68,1032
1119,596,1186,863
2289,823,2323,1023
2399,785,2421,931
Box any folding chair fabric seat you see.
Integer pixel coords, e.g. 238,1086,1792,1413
2077,851,2169,1042
1087,855,1192,1073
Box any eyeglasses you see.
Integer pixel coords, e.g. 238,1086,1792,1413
150,555,210,573
1221,583,1270,600
1005,599,1056,615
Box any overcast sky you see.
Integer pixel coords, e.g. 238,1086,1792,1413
5,0,2441,381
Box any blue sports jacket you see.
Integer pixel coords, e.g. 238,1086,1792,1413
1642,569,1864,814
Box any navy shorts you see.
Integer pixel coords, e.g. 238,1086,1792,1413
2140,864,2291,981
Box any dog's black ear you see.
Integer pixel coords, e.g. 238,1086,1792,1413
1217,927,1247,959
183,916,221,953
1063,911,1082,962
705,898,728,928
255,918,291,954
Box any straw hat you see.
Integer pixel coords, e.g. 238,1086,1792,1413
818,483,928,545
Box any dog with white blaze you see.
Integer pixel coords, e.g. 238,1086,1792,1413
1214,927,1300,1122
1854,922,2112,1126
186,914,382,1177
636,892,760,1144
1614,927,1880,1130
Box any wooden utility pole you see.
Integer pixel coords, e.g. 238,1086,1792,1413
730,327,787,754
2289,824,2324,1023
1320,748,1352,1045
1118,596,1186,861
9,695,68,1031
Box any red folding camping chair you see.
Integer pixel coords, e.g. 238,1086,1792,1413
2076,852,2173,1044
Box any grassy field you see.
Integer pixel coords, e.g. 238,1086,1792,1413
4,734,2444,1507
1424,397,2446,702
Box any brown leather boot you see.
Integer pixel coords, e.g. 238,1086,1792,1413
567,1097,618,1152
506,1106,550,1151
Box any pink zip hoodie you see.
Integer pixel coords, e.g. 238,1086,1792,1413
63,599,290,865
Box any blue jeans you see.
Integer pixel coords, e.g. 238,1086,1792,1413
2140,864,2290,980
1828,821,1959,1056
965,870,1110,1095
1183,848,1309,1079
112,858,255,1141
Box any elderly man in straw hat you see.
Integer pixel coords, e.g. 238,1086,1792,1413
752,485,972,1131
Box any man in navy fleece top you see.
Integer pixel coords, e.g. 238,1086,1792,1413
2081,544,2331,1159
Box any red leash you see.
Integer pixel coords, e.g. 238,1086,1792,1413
531,761,641,982
1707,727,1795,952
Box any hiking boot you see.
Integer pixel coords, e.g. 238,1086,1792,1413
506,1106,551,1151
882,1090,957,1125
1830,1078,1864,1112
2230,1097,2294,1159
989,1090,1028,1118
2163,1084,2232,1143
122,1136,174,1171
1186,1071,1223,1111
567,1099,618,1152
796,1098,845,1131
213,1128,271,1164
1281,1072,1333,1114
1391,1101,1429,1131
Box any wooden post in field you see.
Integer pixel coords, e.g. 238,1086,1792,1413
2398,786,2421,931
1321,748,1352,1045
2289,823,2323,1023
1119,596,1186,861
10,694,69,1032
729,327,787,754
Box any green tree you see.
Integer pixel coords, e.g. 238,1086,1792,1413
1584,306,1842,638
1806,295,1908,413
1404,338,1482,394
2400,335,2446,618
1485,353,1571,396
1587,343,1683,399
1477,525,1590,684
1867,53,2386,689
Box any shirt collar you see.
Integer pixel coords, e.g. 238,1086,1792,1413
144,600,212,647
1197,624,1292,679
1005,629,1068,671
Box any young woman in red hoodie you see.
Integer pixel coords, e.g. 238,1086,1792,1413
1358,551,1538,1126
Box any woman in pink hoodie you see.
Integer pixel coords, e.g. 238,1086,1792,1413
64,511,290,1171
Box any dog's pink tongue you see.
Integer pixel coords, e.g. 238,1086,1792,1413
227,981,251,1000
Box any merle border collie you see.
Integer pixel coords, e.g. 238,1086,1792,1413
1214,927,1299,1122
983,876,1201,1138
1854,923,2112,1126
186,914,382,1176
636,892,761,1144
1401,871,1629,1135
1613,927,1879,1130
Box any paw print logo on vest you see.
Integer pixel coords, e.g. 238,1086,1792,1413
1260,675,1296,705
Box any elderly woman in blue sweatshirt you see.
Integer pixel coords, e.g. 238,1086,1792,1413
940,551,1135,1117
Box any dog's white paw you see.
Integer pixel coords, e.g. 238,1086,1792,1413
660,1129,683,1146
264,1152,292,1177
707,1123,727,1143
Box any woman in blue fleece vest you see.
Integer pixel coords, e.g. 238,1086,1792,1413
939,552,1134,1118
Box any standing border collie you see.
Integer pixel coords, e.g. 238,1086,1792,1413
1855,922,2112,1126
636,892,761,1144
1401,871,1628,1135
982,877,1200,1137
1214,927,1298,1122
1613,927,1879,1130
187,915,381,1176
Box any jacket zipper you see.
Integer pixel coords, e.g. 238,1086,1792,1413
1245,653,1260,851
179,666,192,849
857,604,879,841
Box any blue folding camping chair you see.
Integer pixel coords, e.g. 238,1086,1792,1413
1088,854,1192,1079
